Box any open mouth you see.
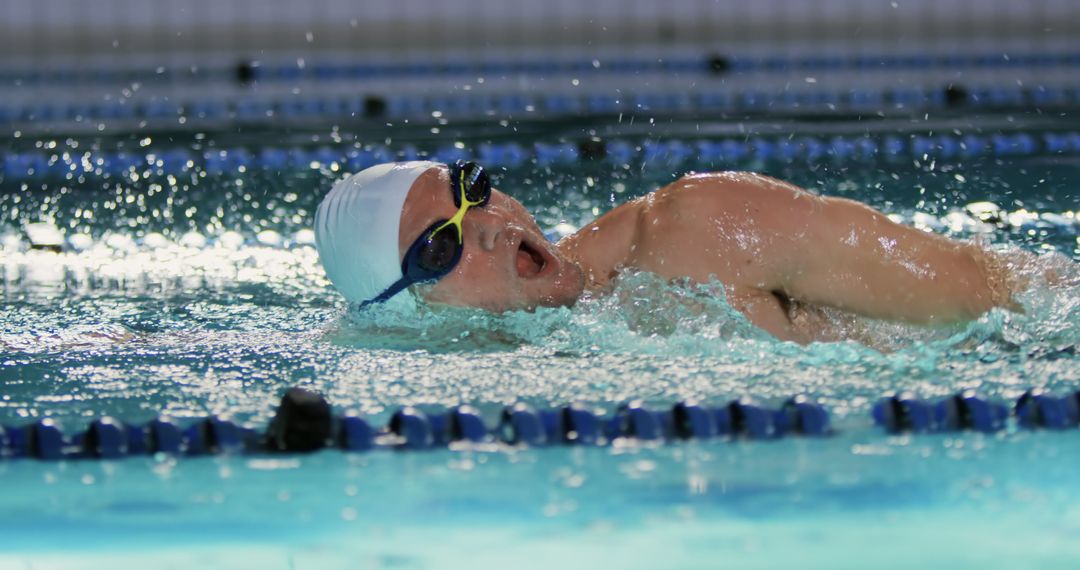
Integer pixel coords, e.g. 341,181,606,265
515,239,548,278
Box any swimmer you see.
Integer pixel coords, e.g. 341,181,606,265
314,160,1038,344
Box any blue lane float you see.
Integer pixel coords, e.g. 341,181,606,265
610,401,666,441
338,412,375,451
444,405,489,444
5,130,1080,184
84,417,127,459
672,401,720,439
872,390,1080,434
873,393,937,433
146,418,184,454
780,395,834,436
31,419,67,459
388,406,435,450
6,388,1080,461
498,402,547,446
1015,390,1080,430
4,81,1079,128
0,388,832,462
935,392,1009,433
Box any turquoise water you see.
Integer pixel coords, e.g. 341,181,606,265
2,434,1080,568
1,116,1079,567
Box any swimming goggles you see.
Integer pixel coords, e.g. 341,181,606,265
362,160,491,307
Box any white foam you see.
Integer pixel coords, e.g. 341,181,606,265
910,212,944,232
256,230,283,247
67,233,94,251
21,251,65,283
24,222,64,248
1005,210,1041,230
103,232,137,252
1040,212,1076,231
964,201,1003,223
142,232,171,249
551,223,578,240
218,231,245,249
179,231,207,248
943,211,996,234
1,234,329,295
292,228,316,246
1,233,25,252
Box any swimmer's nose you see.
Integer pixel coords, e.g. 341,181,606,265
466,208,504,251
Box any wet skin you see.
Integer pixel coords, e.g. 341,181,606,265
398,167,1018,343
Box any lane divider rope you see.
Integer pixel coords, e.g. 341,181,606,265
2,51,1079,88
4,131,1080,184
874,389,1080,433
2,387,1080,461
0,389,829,460
2,83,1078,126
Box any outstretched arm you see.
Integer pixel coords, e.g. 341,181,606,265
634,172,1020,325
774,184,1016,324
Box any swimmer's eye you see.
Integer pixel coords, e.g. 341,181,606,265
455,161,491,206
418,226,461,273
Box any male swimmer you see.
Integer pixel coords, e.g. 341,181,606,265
314,160,1026,344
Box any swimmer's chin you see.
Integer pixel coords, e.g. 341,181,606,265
415,289,581,314
423,297,580,315
523,294,582,313
414,268,586,313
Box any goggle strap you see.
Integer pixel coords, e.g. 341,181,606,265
360,276,416,308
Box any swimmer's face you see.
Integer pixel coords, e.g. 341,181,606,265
397,167,584,312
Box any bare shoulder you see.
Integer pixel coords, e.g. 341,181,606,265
559,171,824,290
641,171,821,226
557,194,648,288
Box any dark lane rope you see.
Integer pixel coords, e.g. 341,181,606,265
1,387,1079,461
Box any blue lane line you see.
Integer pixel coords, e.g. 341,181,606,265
2,83,1077,127
0,393,831,461
873,389,1080,433
4,130,1080,182
2,51,1079,87
3,386,1080,461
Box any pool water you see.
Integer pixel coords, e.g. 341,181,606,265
1,113,1079,567
3,433,1080,569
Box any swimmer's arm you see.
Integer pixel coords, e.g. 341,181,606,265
739,175,1015,324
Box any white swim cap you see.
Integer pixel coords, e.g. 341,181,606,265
314,161,441,306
